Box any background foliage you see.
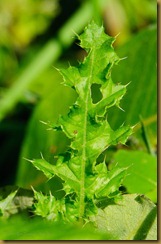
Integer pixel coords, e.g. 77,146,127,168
0,0,157,240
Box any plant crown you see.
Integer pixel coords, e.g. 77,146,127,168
30,22,133,223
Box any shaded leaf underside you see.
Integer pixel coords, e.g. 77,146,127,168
91,194,157,240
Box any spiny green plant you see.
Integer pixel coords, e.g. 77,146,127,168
29,22,133,224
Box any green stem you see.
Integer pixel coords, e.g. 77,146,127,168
79,51,95,221
91,0,102,26
79,85,88,222
140,116,154,156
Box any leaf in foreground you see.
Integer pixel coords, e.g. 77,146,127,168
0,215,115,240
91,194,157,240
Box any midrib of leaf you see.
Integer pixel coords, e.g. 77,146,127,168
79,50,95,221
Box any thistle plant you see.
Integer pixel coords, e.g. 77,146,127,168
30,22,132,224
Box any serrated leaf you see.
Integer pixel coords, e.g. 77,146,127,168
91,194,157,240
57,22,132,174
30,22,133,221
32,189,64,221
86,163,127,198
28,158,55,179
29,158,80,193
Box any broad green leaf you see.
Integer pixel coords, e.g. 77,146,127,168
113,150,157,202
0,215,115,240
91,194,157,240
109,25,157,145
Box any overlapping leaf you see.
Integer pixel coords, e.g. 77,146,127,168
91,194,157,240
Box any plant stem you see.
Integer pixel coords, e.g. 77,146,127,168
79,51,95,221
79,85,88,222
140,116,155,155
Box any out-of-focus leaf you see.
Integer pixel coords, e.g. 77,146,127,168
104,0,156,45
108,25,157,145
0,190,17,218
112,150,157,202
91,194,157,240
0,215,114,240
0,0,109,121
16,70,76,190
0,0,59,47
0,186,33,218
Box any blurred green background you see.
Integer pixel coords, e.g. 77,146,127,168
0,0,157,201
